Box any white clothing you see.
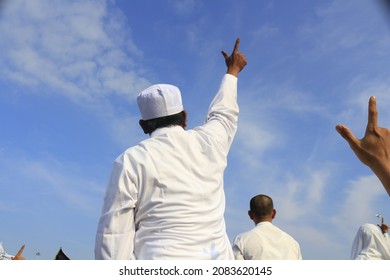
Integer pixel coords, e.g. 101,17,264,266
351,223,390,260
0,242,13,260
232,221,302,260
95,74,238,260
137,84,183,120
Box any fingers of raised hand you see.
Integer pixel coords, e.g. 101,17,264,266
221,50,229,59
15,244,25,257
367,96,378,132
232,38,240,54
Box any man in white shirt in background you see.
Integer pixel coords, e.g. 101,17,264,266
232,194,302,260
351,217,390,260
95,38,247,260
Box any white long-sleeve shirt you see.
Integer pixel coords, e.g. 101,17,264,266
351,223,390,260
95,74,238,259
232,221,302,260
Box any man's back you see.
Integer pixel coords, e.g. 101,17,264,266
351,223,390,260
233,221,302,260
124,124,232,259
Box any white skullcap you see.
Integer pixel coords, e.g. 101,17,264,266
137,84,184,120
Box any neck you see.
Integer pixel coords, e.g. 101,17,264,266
254,218,272,225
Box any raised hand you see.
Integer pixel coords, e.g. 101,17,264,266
379,217,389,235
336,96,390,196
221,38,247,77
12,244,26,260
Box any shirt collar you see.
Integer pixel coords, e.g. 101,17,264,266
150,125,184,137
255,221,272,227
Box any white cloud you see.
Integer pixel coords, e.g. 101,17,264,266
0,0,149,104
0,149,103,215
169,0,200,15
350,80,390,123
0,0,154,148
251,25,279,42
331,175,385,239
292,225,346,259
274,168,330,220
235,121,278,169
243,81,328,117
336,77,390,137
232,81,330,173
301,0,390,53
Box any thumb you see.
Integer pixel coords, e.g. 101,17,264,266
221,50,229,59
335,124,361,150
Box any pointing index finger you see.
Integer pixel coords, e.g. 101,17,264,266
15,244,25,257
232,38,240,54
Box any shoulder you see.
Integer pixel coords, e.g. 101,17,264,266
234,228,254,242
112,142,150,167
269,224,300,243
358,223,382,236
235,225,262,241
358,223,380,233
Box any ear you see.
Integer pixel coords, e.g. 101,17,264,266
139,119,149,134
248,210,254,220
271,209,277,220
182,110,187,129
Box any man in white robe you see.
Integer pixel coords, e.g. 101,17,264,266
94,39,247,260
232,194,302,260
351,222,390,260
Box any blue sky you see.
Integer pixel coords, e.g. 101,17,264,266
1,0,390,260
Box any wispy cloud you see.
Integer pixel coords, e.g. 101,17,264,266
335,77,390,139
292,225,346,259
273,167,330,220
0,149,102,216
234,121,279,169
169,0,200,16
251,25,279,42
300,0,390,54
0,0,150,104
331,175,385,238
0,0,155,149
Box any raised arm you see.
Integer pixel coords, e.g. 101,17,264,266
201,38,247,150
221,38,247,77
379,217,389,235
12,244,26,260
336,96,390,196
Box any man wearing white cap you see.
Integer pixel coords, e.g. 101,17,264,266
95,38,247,259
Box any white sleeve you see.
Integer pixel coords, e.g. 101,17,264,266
94,155,137,260
232,235,245,260
203,74,239,150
